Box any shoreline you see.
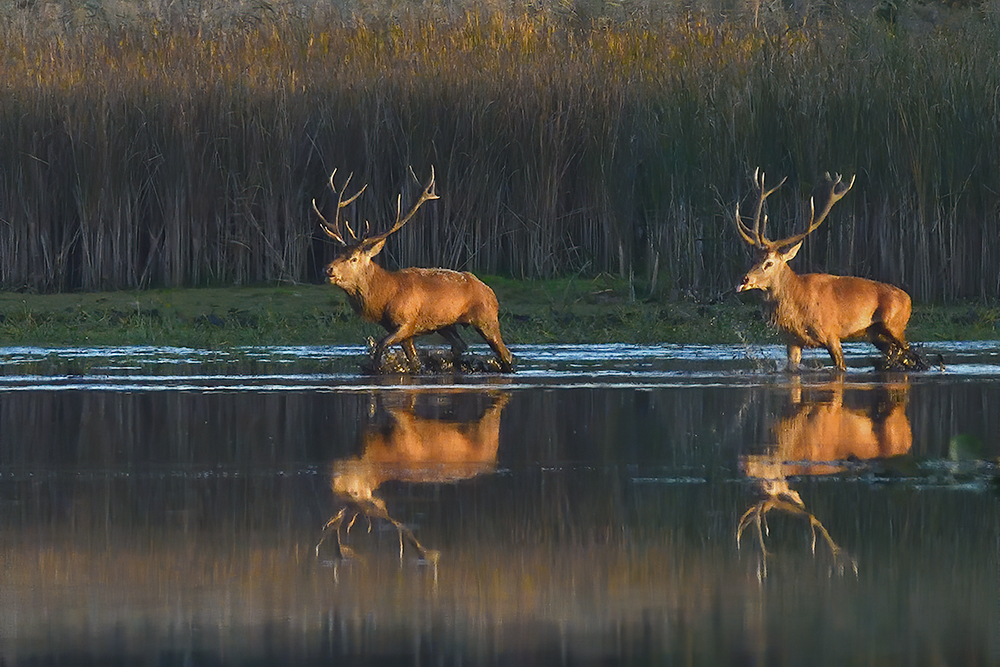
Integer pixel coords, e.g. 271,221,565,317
0,280,996,348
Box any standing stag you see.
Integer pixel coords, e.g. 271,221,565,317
314,167,514,373
734,169,914,371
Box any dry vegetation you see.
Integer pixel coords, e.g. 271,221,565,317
1,0,998,303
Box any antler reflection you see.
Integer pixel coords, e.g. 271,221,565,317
317,391,509,565
737,377,912,576
318,492,436,564
736,474,848,572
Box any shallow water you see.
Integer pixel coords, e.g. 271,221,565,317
0,342,997,665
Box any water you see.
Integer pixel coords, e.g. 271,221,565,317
0,342,997,665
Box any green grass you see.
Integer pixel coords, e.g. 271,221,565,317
0,282,994,348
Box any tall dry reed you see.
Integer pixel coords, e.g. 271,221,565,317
0,2,998,301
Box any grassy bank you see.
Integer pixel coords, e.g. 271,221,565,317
1,1,999,302
0,282,996,348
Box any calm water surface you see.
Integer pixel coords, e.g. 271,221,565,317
0,342,997,665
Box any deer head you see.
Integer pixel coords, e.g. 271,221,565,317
314,167,439,292
735,169,855,294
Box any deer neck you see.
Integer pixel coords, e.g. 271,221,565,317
343,263,400,322
761,265,809,331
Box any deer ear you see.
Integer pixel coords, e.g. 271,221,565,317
781,241,803,262
364,238,387,258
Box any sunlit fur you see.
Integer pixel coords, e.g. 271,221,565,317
318,169,513,373
738,243,911,371
325,241,513,372
735,170,911,371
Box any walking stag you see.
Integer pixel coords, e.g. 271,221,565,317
734,169,914,371
314,167,514,373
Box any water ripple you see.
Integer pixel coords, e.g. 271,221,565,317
0,341,997,391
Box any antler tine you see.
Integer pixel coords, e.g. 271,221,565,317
338,173,368,209
769,172,855,249
315,169,368,246
734,168,785,248
734,203,758,246
313,197,344,245
752,168,787,246
335,172,367,243
367,166,440,245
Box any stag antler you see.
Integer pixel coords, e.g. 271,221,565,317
734,170,855,250
734,168,787,248
313,169,368,246
362,166,439,249
767,172,856,249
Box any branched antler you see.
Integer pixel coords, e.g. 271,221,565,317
314,167,439,250
362,166,439,249
314,169,368,246
734,169,854,250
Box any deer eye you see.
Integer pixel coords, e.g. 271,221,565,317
763,260,773,269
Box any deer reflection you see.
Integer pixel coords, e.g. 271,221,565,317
738,377,912,573
317,391,509,564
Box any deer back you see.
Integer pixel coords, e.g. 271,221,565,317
766,271,910,343
380,267,500,329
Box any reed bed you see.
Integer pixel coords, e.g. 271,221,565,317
1,0,998,301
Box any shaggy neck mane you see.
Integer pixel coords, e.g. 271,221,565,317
761,267,810,336
344,263,398,322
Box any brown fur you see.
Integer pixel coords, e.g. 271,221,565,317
734,170,911,371
326,249,513,372
739,245,911,370
317,167,513,372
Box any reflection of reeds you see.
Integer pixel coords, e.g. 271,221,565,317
2,8,999,298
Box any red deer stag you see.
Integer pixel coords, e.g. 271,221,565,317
734,169,915,371
314,167,514,373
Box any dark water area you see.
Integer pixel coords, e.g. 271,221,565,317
0,342,998,665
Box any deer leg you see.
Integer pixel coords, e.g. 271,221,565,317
401,339,421,367
873,324,909,354
374,326,421,370
474,321,514,372
785,344,802,372
870,332,893,356
868,324,912,369
438,325,468,357
825,339,846,371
